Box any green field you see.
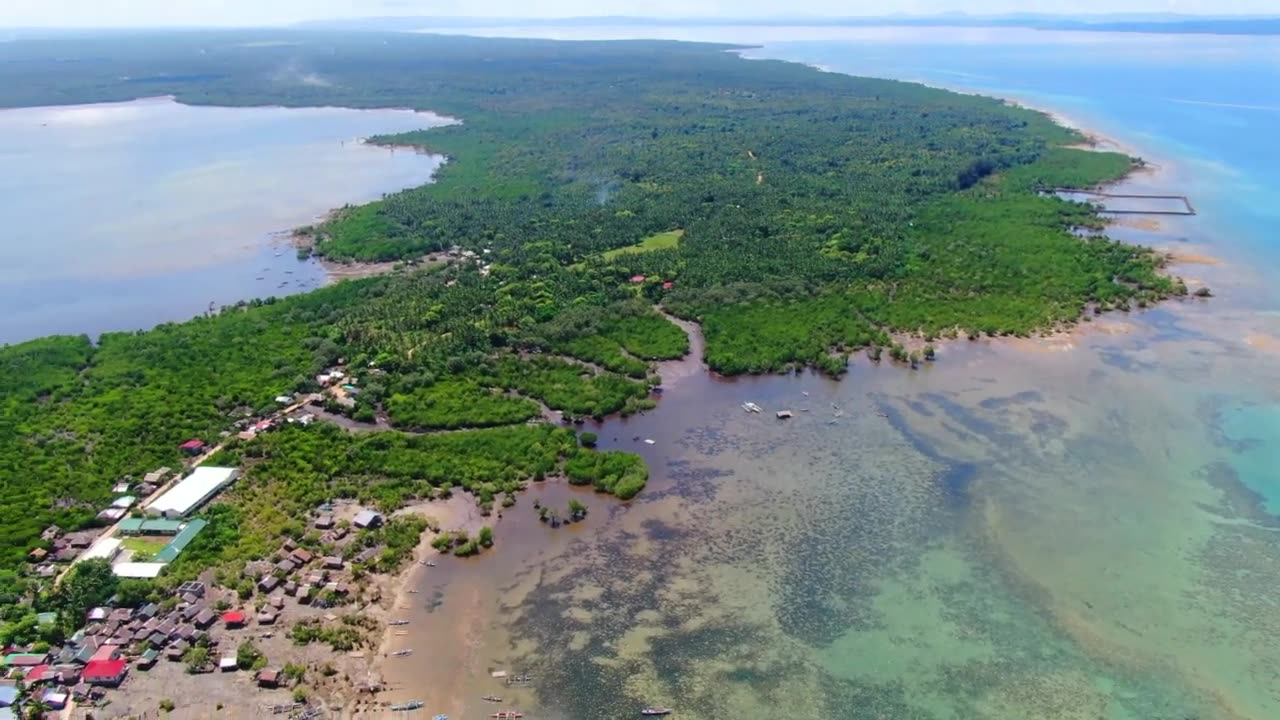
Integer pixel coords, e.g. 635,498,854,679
601,229,685,260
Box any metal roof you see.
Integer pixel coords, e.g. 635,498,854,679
154,519,208,563
146,467,238,517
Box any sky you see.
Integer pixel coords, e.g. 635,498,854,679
1,0,1276,28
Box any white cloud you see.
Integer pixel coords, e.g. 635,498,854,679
1,0,1275,28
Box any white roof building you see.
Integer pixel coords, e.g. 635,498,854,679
145,467,239,518
81,537,122,563
111,495,137,509
112,562,167,579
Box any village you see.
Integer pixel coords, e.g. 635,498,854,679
2,364,440,720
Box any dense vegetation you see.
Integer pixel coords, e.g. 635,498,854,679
0,31,1183,604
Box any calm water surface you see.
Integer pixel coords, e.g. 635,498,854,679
378,26,1280,720
0,96,450,344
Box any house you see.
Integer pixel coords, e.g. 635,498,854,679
180,604,204,622
23,665,53,684
269,595,285,610
222,611,246,628
0,686,15,707
111,495,137,509
297,586,313,604
256,611,277,626
52,664,81,684
137,648,160,669
662,281,674,290
258,575,280,593
142,467,171,485
41,689,68,710
283,580,298,597
179,439,206,456
193,609,216,629
66,532,96,549
108,608,133,624
82,659,128,686
219,656,238,672
90,645,120,663
138,603,160,620
112,481,131,494
274,395,293,405
165,642,188,662
306,571,327,587
290,548,314,564
27,548,47,562
95,508,127,523
274,558,297,574
314,514,334,530
630,274,646,283
322,556,344,570
352,510,383,530
3,652,47,668
86,607,109,623
256,668,281,688
354,547,381,565
332,526,349,540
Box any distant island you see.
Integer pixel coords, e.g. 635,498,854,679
291,13,1280,36
0,31,1180,711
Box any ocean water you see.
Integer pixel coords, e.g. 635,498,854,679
379,26,1280,720
0,97,450,345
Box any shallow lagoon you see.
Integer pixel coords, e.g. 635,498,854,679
383,26,1280,720
0,96,449,344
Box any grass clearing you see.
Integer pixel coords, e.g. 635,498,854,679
601,229,684,260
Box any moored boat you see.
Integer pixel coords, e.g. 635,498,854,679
641,709,673,717
390,700,424,711
483,695,503,702
491,711,524,718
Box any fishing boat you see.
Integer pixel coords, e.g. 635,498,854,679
482,695,503,703
390,701,424,711
390,649,413,657
742,402,762,413
490,712,523,719
641,709,674,717
388,620,410,626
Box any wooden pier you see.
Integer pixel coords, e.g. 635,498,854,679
1043,188,1196,216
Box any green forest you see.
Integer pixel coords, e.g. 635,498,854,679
0,31,1182,610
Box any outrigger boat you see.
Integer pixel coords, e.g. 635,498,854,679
641,709,674,717
390,701,424,712
482,696,503,703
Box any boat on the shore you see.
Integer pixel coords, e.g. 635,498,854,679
390,649,413,657
390,701,424,711
482,695,503,702
388,620,410,626
490,712,523,719
641,709,674,717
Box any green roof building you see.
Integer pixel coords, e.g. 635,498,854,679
153,518,207,563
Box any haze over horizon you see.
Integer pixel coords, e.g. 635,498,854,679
2,0,1277,29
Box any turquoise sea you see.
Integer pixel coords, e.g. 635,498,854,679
386,26,1280,720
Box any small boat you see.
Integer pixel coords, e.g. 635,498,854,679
742,402,762,413
421,560,437,567
434,715,449,720
407,589,420,594
390,701,424,711
775,410,793,419
641,710,674,717
491,712,523,719
482,695,503,703
388,620,410,626
394,631,408,636
644,438,656,445
390,649,413,657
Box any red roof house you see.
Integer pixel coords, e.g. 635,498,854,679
90,645,120,663
221,611,246,628
179,439,205,455
82,659,128,686
24,665,53,684
629,275,646,284
662,281,674,290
